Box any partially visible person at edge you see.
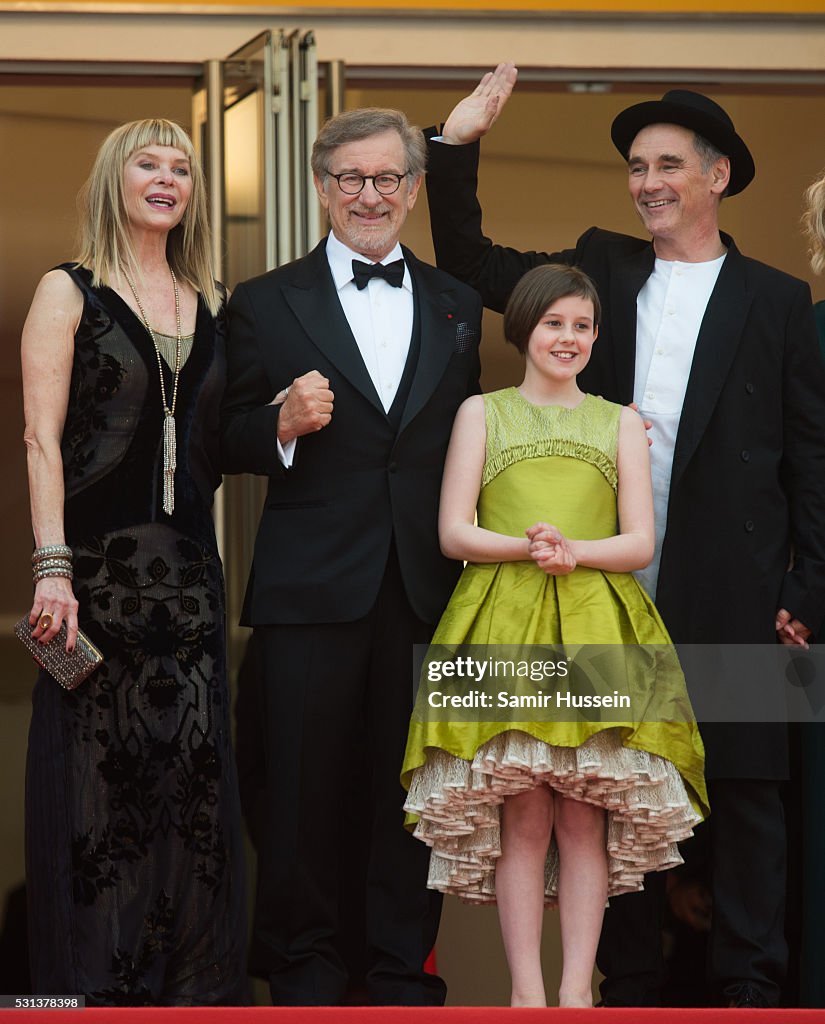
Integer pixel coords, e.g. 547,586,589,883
803,170,825,345
798,168,825,1008
22,119,247,1005
220,107,481,1006
421,64,825,1008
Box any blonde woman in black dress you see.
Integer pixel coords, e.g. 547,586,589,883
22,119,246,1005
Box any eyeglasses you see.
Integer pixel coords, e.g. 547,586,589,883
326,171,407,196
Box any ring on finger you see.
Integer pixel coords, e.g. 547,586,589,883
38,613,53,631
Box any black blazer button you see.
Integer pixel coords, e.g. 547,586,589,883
744,520,755,532
388,462,397,473
745,382,754,394
741,449,750,462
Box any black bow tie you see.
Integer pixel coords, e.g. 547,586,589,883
352,258,405,290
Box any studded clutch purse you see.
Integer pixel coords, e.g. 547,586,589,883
14,615,103,690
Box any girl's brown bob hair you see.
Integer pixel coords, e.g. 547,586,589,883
503,263,601,354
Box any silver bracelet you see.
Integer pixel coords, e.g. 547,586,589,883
33,558,73,572
33,566,74,583
32,544,73,565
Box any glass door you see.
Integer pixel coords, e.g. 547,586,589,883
193,30,343,654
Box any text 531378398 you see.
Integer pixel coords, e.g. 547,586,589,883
1,996,84,1009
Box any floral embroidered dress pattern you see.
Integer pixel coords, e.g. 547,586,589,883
25,266,246,1005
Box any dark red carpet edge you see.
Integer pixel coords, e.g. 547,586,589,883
7,1009,825,1022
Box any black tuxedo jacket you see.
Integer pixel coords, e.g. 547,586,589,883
220,237,482,627
425,137,825,778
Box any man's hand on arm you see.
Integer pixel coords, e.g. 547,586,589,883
276,370,334,445
776,607,812,649
441,62,518,146
628,402,653,447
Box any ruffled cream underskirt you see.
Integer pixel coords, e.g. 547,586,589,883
404,728,700,904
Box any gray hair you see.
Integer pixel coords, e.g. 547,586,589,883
692,131,730,199
311,107,427,182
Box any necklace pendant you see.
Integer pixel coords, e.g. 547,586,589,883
120,264,183,518
163,411,176,515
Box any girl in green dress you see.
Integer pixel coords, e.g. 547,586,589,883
402,264,706,1008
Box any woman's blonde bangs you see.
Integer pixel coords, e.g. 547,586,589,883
120,119,196,159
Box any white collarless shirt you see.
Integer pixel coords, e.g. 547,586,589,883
632,253,726,598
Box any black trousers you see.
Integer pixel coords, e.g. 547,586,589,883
249,548,445,1006
597,778,787,1006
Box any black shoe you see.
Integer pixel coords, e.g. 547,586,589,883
725,983,771,1008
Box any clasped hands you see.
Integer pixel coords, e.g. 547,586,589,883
273,369,334,444
527,522,576,576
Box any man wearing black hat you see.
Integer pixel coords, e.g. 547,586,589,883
423,65,825,1008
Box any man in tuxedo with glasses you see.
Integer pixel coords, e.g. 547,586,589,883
221,107,481,1006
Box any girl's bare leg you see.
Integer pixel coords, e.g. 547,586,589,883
554,794,608,1008
495,785,554,1007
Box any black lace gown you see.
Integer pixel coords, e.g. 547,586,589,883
25,265,247,1005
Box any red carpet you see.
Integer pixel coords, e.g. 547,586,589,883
9,1009,825,1022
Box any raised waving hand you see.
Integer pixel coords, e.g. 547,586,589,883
441,62,518,146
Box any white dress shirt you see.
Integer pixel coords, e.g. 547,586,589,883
278,231,414,466
326,231,414,411
633,253,726,598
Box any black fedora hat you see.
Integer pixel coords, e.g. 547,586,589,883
610,90,755,196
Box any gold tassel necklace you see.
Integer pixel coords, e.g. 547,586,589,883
122,264,182,515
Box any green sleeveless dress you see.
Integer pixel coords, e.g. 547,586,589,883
402,388,707,903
